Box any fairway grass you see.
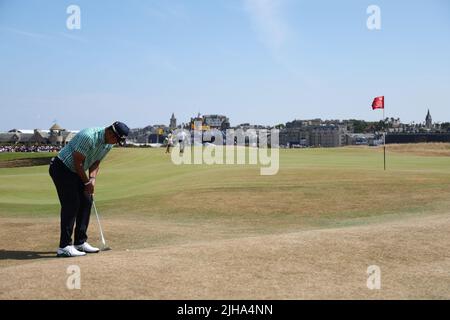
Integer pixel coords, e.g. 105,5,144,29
0,152,55,162
1,146,449,222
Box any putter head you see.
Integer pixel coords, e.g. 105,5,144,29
100,246,112,252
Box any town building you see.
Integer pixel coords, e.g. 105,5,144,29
0,124,75,145
279,120,347,147
190,114,230,130
309,125,346,147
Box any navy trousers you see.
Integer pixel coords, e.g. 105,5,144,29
49,157,92,248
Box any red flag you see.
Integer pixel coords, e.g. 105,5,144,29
372,96,384,110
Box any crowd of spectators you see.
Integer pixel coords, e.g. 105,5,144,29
0,145,62,153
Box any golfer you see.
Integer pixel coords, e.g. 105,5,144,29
177,130,188,155
49,121,130,257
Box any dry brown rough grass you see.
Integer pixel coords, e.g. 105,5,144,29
386,143,450,157
0,212,449,299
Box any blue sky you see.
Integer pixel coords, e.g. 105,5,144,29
0,0,449,130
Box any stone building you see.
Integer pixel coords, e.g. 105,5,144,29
47,123,75,145
279,128,309,147
190,114,230,130
309,125,345,147
48,123,64,145
0,124,75,145
279,122,347,148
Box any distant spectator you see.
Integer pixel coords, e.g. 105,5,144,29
0,145,62,153
165,132,174,154
177,130,188,155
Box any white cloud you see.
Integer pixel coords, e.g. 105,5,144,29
0,27,51,40
244,0,290,53
1,27,87,43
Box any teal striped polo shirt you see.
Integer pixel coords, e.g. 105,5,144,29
58,127,113,173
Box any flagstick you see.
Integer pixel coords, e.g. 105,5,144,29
383,107,386,171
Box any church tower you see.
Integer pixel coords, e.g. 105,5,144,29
170,113,177,129
425,109,432,129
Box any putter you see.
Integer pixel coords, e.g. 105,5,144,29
92,196,111,251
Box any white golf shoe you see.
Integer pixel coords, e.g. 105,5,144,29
75,242,100,253
56,245,86,257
